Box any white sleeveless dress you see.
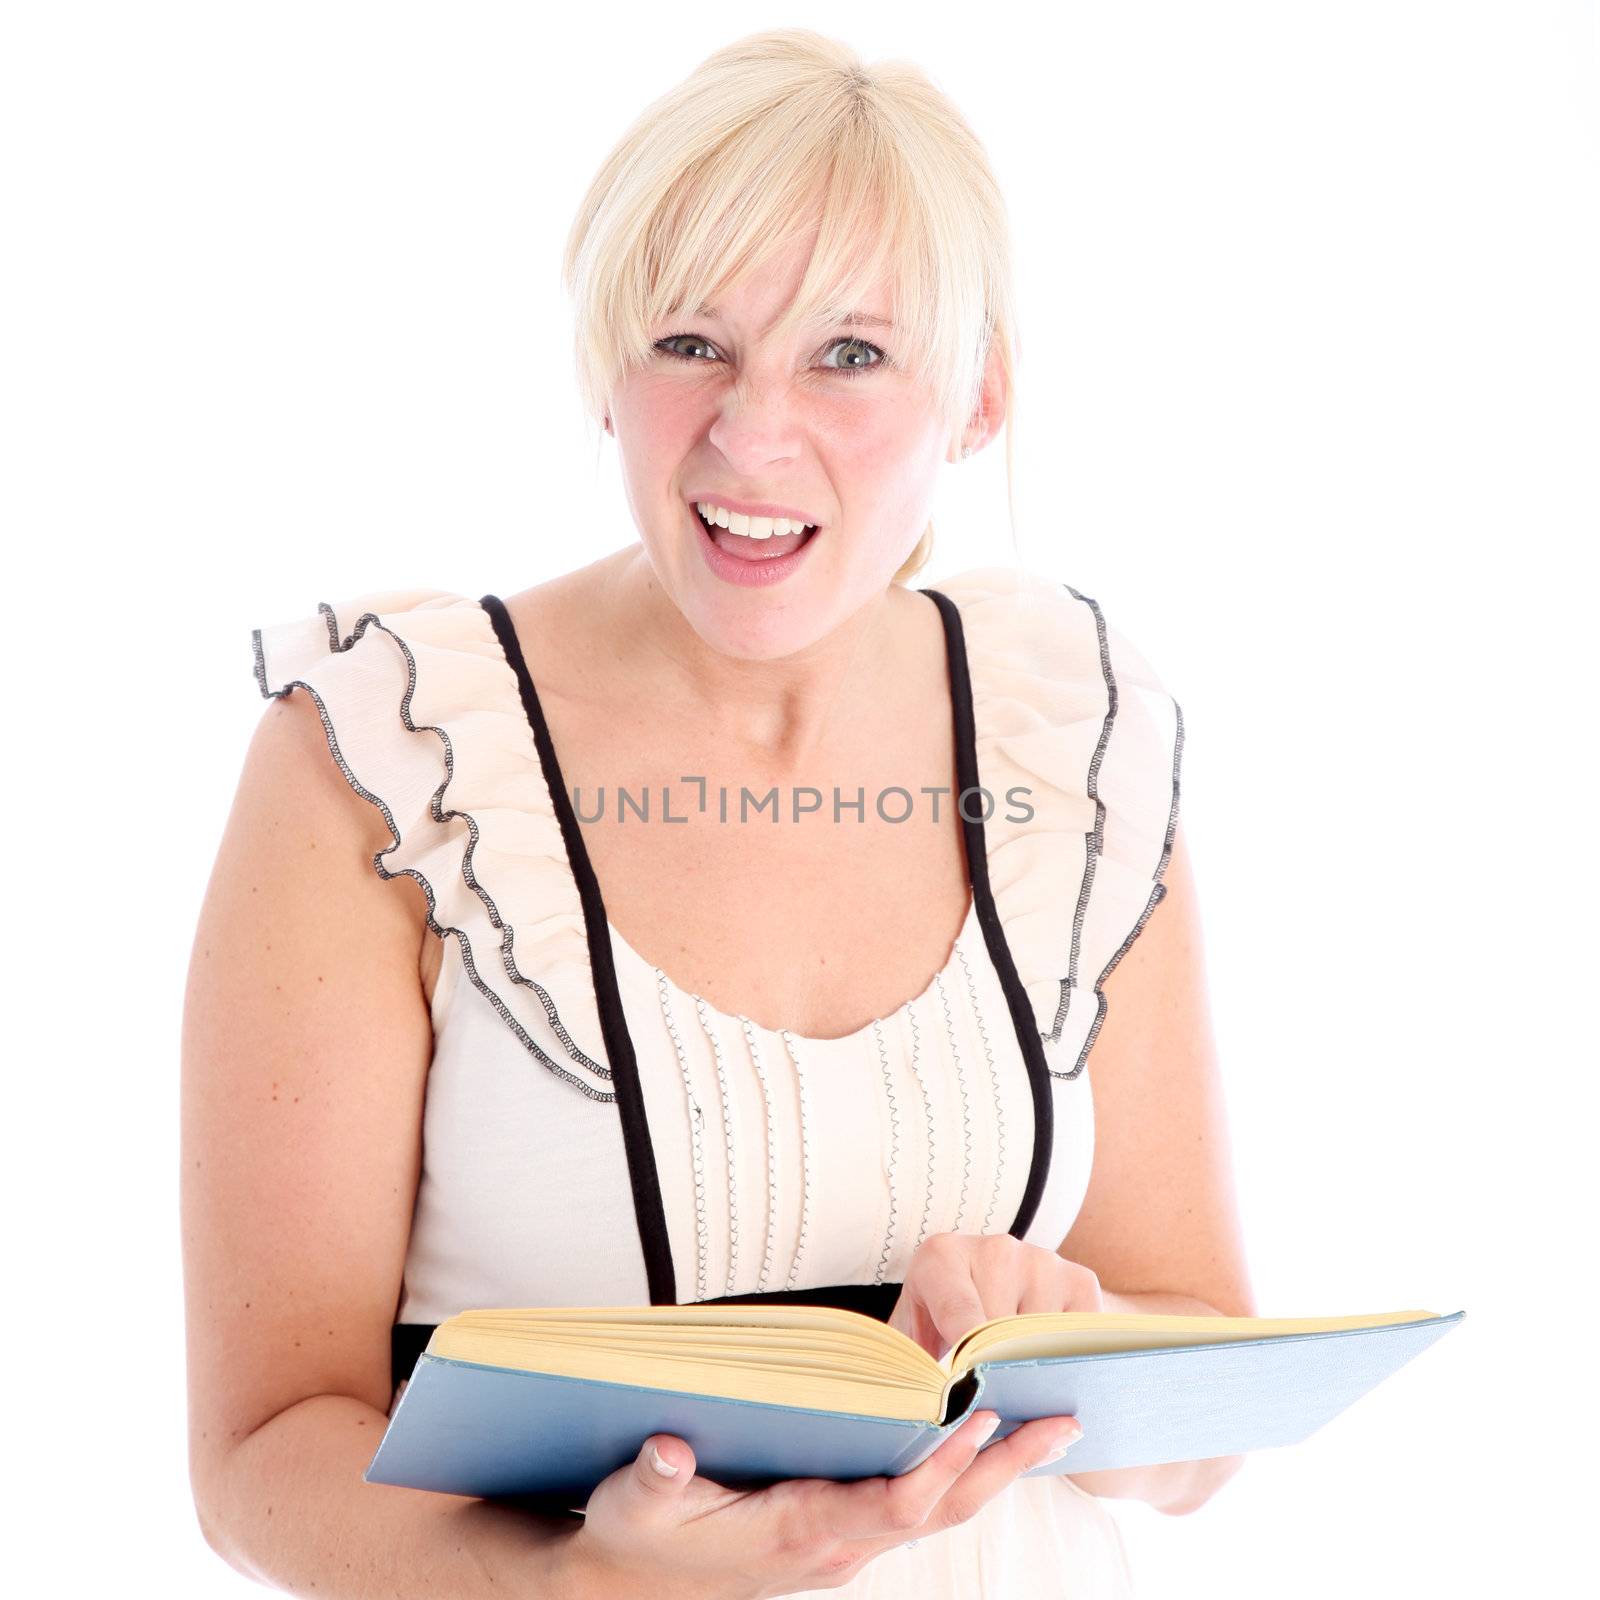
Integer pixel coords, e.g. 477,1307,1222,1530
250,563,1184,1598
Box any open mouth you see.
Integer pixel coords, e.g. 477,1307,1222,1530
693,502,819,561
691,500,823,585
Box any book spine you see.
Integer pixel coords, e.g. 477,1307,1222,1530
940,1365,985,1428
884,1365,990,1478
884,1421,947,1476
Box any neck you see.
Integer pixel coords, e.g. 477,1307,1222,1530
601,546,906,768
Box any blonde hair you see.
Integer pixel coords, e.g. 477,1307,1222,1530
561,28,1021,587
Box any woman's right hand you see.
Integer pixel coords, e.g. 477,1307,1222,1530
556,1406,1084,1599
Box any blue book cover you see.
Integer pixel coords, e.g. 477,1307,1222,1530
364,1305,1464,1508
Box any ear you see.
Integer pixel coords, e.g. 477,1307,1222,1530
966,345,1004,457
956,342,1010,459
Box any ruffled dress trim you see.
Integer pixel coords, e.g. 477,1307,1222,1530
251,589,616,1099
932,567,1184,1077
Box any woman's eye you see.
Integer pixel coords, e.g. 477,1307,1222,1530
818,337,886,375
654,333,888,378
656,333,718,363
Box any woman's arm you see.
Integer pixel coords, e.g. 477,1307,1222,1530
197,1392,587,1596
182,689,585,1595
1054,822,1258,1515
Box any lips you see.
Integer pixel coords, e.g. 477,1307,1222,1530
691,499,822,586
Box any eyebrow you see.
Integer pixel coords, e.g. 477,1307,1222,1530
695,303,895,329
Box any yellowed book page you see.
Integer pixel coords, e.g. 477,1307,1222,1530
425,1322,942,1421
496,1328,917,1384
440,1304,940,1381
947,1308,1441,1371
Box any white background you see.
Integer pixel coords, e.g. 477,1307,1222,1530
4,2,1594,1594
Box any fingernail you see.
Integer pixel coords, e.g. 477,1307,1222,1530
973,1414,1001,1446
1043,1425,1083,1462
649,1444,679,1477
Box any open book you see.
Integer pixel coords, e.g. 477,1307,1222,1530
364,1302,1464,1505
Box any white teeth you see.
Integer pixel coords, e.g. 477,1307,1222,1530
696,501,815,540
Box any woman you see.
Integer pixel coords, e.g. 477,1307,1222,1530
183,28,1255,1598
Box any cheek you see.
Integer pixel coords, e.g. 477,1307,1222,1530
818,397,938,471
833,429,937,519
641,390,699,436
618,374,708,441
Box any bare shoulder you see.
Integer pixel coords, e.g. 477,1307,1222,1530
245,684,433,950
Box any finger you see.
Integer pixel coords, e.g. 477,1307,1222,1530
630,1433,696,1502
967,1234,1029,1312
1015,1254,1078,1315
911,1298,946,1360
921,1269,988,1362
933,1415,1084,1525
828,1407,1005,1544
890,1293,935,1358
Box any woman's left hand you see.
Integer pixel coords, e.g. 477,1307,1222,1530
888,1231,1107,1362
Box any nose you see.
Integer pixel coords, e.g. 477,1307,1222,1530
704,380,805,472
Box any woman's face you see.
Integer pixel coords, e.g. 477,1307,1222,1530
605,230,958,659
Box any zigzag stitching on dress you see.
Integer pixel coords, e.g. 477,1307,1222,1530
956,941,1006,1236
934,970,974,1234
1041,584,1116,1065
737,1016,782,1295
1044,586,1186,1081
903,1003,936,1253
869,1017,901,1286
251,605,616,1103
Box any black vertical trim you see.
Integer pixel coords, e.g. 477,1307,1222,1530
479,594,678,1305
920,587,1054,1239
